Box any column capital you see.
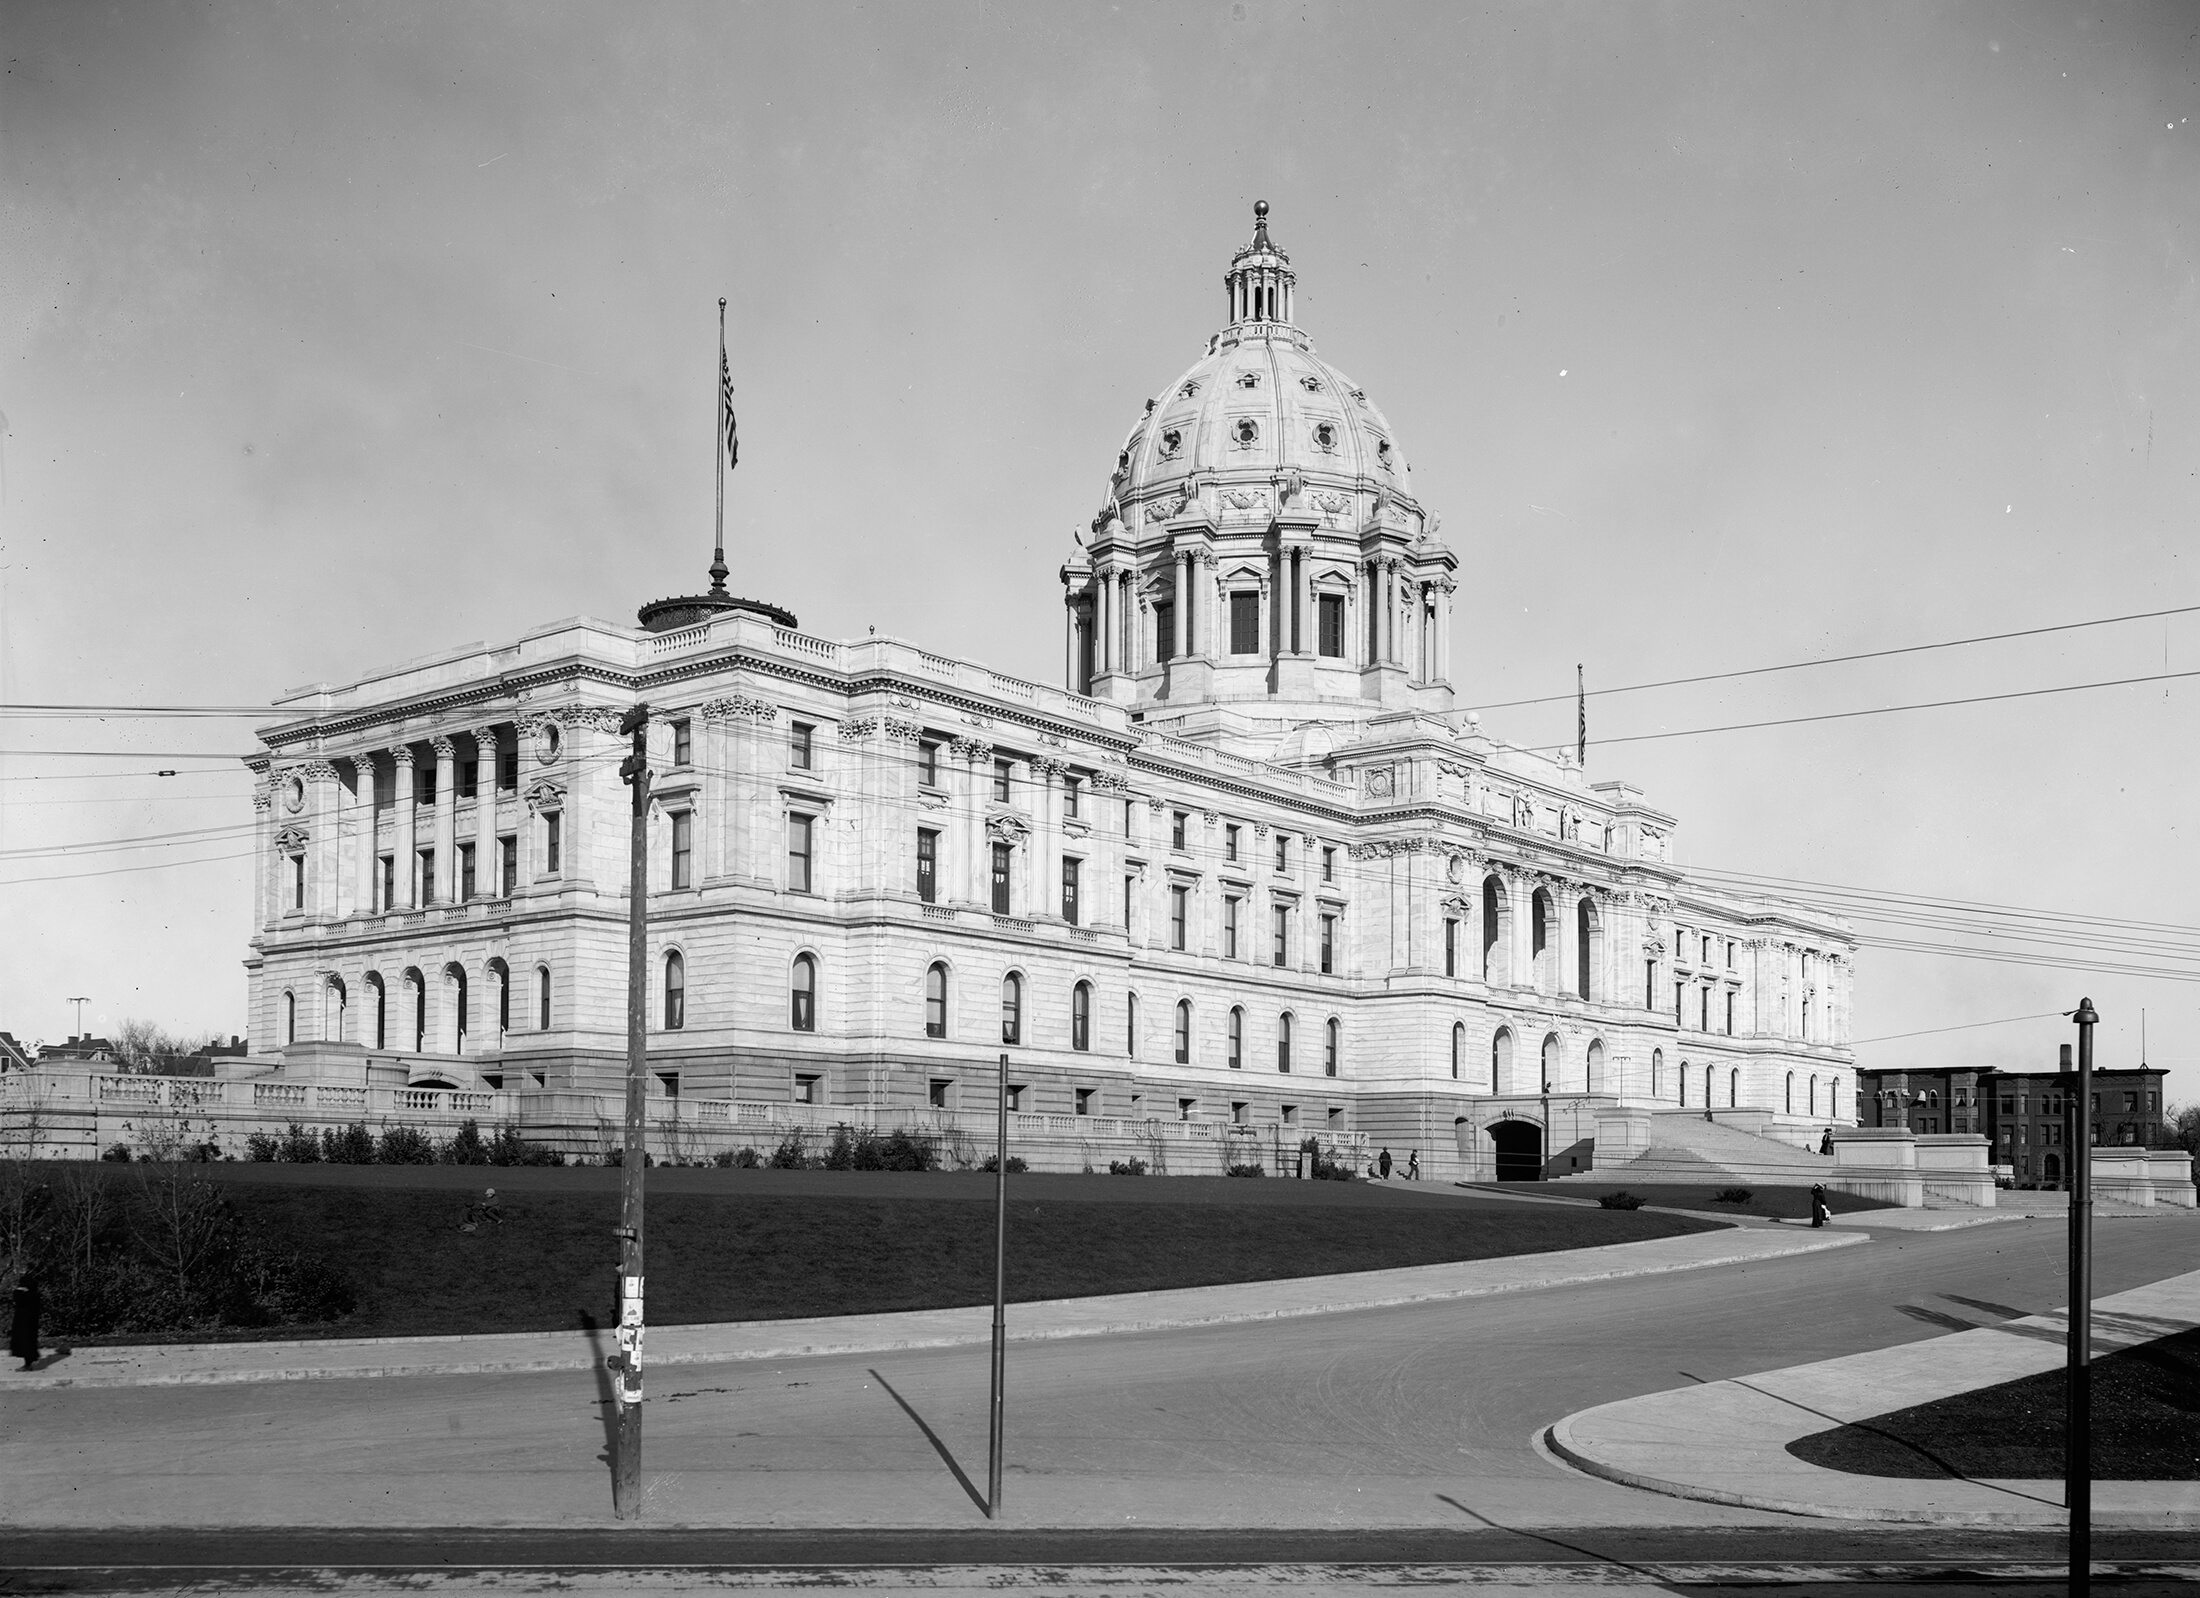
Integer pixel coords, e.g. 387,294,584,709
388,745,416,768
429,735,457,759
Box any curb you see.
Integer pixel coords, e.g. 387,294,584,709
27,1230,1867,1390
1540,1416,2195,1530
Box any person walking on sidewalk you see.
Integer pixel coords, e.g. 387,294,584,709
1377,1147,1393,1180
1406,1150,1421,1181
1809,1183,1831,1228
1820,1127,1835,1157
10,1271,42,1370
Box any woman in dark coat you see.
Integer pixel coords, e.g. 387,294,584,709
10,1272,41,1370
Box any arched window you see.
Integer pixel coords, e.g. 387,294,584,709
1277,1012,1293,1073
1227,1006,1245,1069
1541,1032,1560,1092
1451,1021,1464,1081
446,963,469,1047
282,989,296,1045
1809,1075,1819,1116
535,965,551,1031
405,968,426,1053
1000,972,1022,1046
1679,1058,1688,1107
1491,1026,1515,1094
790,953,816,1031
1576,897,1599,1001
1481,876,1507,982
1325,1017,1340,1077
924,962,948,1038
1650,1046,1663,1098
1703,1063,1713,1108
1174,999,1192,1064
366,971,386,1050
1531,889,1555,988
1126,991,1139,1058
665,951,687,1030
1829,1078,1840,1119
1071,981,1092,1052
1586,1038,1605,1093
487,959,508,1038
1729,1067,1740,1108
1801,992,1813,1042
326,976,347,1044
1785,1071,1795,1114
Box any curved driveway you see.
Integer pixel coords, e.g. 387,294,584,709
2,1212,2188,1531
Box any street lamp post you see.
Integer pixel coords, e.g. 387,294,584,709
611,702,651,1520
2066,997,2097,1595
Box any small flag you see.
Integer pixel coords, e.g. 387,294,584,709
719,343,739,471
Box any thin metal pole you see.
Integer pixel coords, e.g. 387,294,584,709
613,705,651,1519
2067,996,2097,1593
988,1048,1008,1519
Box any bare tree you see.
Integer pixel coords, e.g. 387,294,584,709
112,1019,212,1076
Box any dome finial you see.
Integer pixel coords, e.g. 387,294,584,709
1225,200,1294,328
1252,198,1270,246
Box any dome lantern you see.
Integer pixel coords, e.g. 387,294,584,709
1224,199,1296,329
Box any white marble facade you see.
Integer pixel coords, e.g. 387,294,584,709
243,207,1856,1179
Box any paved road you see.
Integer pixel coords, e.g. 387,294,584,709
0,1213,2187,1536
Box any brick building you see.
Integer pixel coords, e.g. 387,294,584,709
1858,1061,2169,1187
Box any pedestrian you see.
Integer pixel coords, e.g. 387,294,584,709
1378,1147,1393,1180
1406,1150,1421,1181
1809,1183,1830,1229
1819,1128,1834,1157
10,1271,41,1371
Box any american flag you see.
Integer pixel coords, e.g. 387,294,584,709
719,341,739,471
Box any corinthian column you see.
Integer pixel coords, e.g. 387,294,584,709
389,747,417,909
350,752,379,914
472,726,500,896
430,736,458,904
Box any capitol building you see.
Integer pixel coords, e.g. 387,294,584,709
238,205,1857,1180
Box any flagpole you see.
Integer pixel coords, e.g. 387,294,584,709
1576,664,1586,768
711,297,729,595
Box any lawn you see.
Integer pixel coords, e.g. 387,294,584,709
69,1165,1725,1342
1787,1327,2200,1480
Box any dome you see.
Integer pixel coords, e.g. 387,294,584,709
1094,201,1426,541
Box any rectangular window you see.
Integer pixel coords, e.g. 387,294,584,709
1274,835,1290,873
795,1073,820,1105
545,812,561,875
460,842,478,900
789,721,814,771
1179,1097,1196,1122
1272,904,1289,967
290,854,306,911
918,739,939,786
379,854,395,911
991,841,1012,914
458,759,478,801
418,848,436,905
1061,856,1081,924
788,813,814,893
1673,981,1684,1023
1229,591,1261,654
1171,810,1188,850
498,836,516,897
1170,884,1188,950
1698,986,1709,1032
1154,601,1175,662
672,718,692,767
1124,872,1136,928
1075,1087,1094,1117
1224,896,1241,959
1321,845,1334,882
2124,1092,2139,1113
416,764,435,805
1005,1084,1025,1112
929,1079,950,1110
1063,775,1081,819
498,747,518,792
670,811,692,890
916,828,938,903
1320,914,1335,975
1317,592,1345,657
1444,918,1458,977
1645,960,1656,1010
1725,991,1735,1035
1225,824,1240,862
994,759,1013,802
1231,1101,1249,1126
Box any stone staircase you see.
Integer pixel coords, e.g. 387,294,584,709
1549,1107,1836,1190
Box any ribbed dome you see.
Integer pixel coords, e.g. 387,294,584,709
1094,202,1424,541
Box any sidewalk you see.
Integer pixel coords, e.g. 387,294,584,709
1546,1264,2200,1529
21,1224,1862,1390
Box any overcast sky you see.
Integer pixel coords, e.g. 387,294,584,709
3,2,2196,1105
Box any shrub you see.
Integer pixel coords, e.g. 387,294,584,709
101,1144,133,1163
441,1119,491,1166
486,1122,560,1166
1312,1157,1355,1181
1108,1157,1148,1176
244,1132,279,1163
376,1125,436,1165
822,1125,857,1171
321,1123,376,1165
1597,1191,1645,1210
1226,1162,1266,1178
978,1154,1028,1174
599,1147,655,1168
872,1131,939,1173
277,1123,322,1163
767,1129,810,1169
711,1146,763,1169
1712,1186,1754,1206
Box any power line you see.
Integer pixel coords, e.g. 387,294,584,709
0,750,248,760
1477,601,2200,714
1854,1011,2073,1046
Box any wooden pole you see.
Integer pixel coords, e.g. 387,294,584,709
988,1048,1008,1518
2067,996,2097,1594
612,704,651,1519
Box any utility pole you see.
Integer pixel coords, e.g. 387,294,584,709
988,1048,1008,1519
612,703,652,1519
2067,996,2097,1595
67,997,88,1038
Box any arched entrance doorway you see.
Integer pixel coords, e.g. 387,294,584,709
2042,1151,2061,1188
1488,1118,1544,1182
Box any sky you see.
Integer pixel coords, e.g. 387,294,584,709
2,2,2196,1105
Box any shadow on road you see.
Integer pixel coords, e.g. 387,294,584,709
868,1366,987,1516
1435,1493,1678,1592
576,1309,618,1502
